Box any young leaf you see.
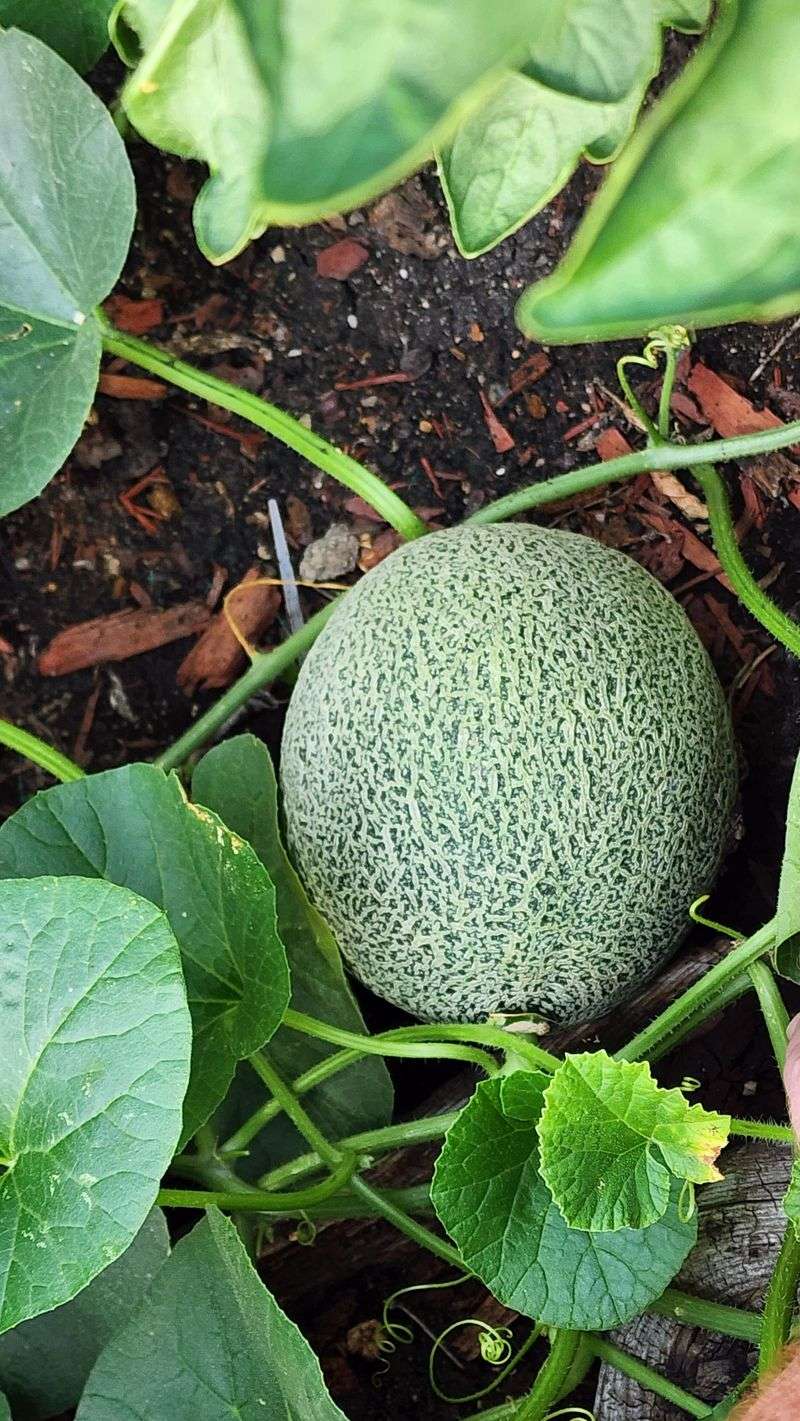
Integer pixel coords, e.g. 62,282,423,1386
77,1210,347,1419
439,0,710,257
0,29,135,513
539,1051,729,1232
0,765,290,1146
518,0,800,342
438,74,638,258
0,0,116,72
193,735,393,1171
773,747,800,978
0,878,190,1335
431,1071,696,1331
0,1209,169,1420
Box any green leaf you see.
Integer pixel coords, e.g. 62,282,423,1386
0,1209,169,1420
518,0,800,343
192,735,392,1172
117,0,546,260
439,73,638,258
0,765,290,1146
773,748,800,978
539,1051,729,1232
431,1071,696,1331
0,0,116,71
0,29,134,512
783,1157,800,1238
0,878,190,1335
439,0,711,257
112,0,270,264
0,1395,9,1421
77,1210,347,1419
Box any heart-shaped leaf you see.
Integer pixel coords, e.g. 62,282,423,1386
0,877,190,1335
0,29,135,513
431,1071,696,1331
0,765,290,1145
0,1,116,71
518,0,800,342
193,735,393,1173
539,1051,729,1232
77,1210,347,1419
0,1209,169,1420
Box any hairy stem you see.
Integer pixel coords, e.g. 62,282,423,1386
347,1174,465,1269
748,960,790,1070
513,1330,584,1421
758,1226,800,1377
155,601,339,772
617,921,775,1062
158,1153,356,1213
645,971,753,1064
0,719,85,783
468,420,800,527
694,464,800,661
588,1337,711,1417
650,1287,762,1343
282,1007,560,1074
248,1050,342,1168
219,1047,364,1154
99,321,428,542
728,1117,794,1144
255,1112,459,1191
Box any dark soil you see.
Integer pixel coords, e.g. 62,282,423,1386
3,42,800,1421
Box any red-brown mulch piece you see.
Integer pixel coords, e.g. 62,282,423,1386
104,296,165,334
359,529,402,571
508,351,551,396
478,391,515,453
342,495,386,523
316,239,369,280
177,567,281,695
334,372,413,390
182,409,267,457
38,602,212,676
688,362,799,452
98,373,168,400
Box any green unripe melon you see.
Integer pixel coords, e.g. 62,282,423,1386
281,524,737,1024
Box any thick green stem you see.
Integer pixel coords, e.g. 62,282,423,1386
645,971,753,1065
758,1225,800,1376
255,1112,459,1191
658,344,680,441
467,420,800,527
282,1008,560,1074
513,1330,584,1421
0,719,84,783
158,1153,356,1213
100,321,428,543
617,921,775,1063
748,960,790,1070
695,464,800,661
588,1338,711,1417
248,1051,342,1168
650,1288,762,1343
729,1117,794,1144
155,601,339,772
347,1174,465,1269
220,1047,364,1154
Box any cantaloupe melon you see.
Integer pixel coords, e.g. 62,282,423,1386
281,524,737,1024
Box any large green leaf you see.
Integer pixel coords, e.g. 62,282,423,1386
77,1210,347,1420
0,29,134,513
431,1072,696,1331
0,1395,8,1421
518,0,800,342
0,766,290,1146
0,0,116,71
538,1051,729,1232
0,1209,169,1420
116,0,544,261
0,878,190,1335
192,735,392,1173
439,0,711,258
